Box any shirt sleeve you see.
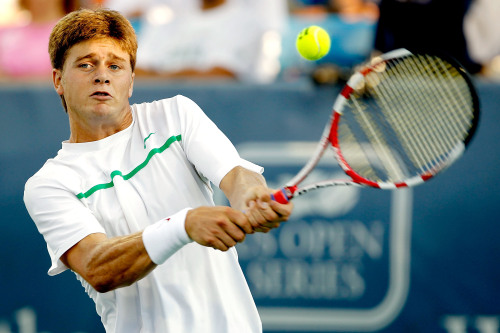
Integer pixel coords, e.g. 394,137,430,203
24,172,106,276
173,95,263,187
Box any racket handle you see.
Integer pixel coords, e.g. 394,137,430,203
271,186,298,204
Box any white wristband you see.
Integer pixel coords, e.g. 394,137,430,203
142,208,193,265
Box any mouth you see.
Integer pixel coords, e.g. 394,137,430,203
90,91,112,99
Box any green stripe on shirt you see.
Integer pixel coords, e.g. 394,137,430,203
76,134,182,199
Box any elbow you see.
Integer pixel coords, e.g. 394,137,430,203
86,271,137,293
90,278,133,294
84,269,122,293
87,275,115,293
92,282,114,294
81,259,123,293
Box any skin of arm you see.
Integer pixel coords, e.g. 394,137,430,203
60,206,251,293
60,167,290,293
60,232,154,293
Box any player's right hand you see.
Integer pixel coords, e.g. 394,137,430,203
184,206,253,251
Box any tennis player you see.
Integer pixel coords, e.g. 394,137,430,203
23,8,293,333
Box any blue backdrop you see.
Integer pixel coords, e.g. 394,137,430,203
0,78,498,333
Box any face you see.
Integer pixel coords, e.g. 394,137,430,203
53,38,135,124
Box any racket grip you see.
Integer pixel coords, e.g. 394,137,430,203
271,186,297,204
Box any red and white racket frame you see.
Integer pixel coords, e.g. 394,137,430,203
272,49,475,204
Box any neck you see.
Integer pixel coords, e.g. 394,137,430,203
68,108,133,143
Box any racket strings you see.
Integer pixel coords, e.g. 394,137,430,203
383,57,456,170
338,54,475,183
368,68,435,173
338,118,387,181
391,56,473,163
408,56,471,150
350,93,407,180
382,56,471,172
424,56,475,137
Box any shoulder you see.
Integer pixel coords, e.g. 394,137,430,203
24,157,81,201
132,95,205,126
133,95,200,114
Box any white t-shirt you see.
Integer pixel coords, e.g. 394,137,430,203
24,95,263,333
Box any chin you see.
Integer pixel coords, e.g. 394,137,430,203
92,104,114,116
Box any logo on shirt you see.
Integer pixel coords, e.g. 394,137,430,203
143,132,156,148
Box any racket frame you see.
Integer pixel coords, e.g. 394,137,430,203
272,49,479,203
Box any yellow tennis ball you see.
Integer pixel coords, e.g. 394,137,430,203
296,25,331,61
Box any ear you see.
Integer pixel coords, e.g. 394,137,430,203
53,69,64,96
128,72,135,98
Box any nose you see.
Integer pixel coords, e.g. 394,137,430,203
93,66,110,84
94,77,110,84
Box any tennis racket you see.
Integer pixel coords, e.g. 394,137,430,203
272,48,480,204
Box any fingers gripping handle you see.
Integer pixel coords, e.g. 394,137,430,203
271,186,298,204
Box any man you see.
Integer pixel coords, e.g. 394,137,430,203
23,8,293,333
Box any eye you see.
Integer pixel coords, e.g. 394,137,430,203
110,64,120,70
78,63,91,69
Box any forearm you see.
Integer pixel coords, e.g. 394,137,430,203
73,232,156,293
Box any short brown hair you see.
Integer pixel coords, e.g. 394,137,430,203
49,8,138,71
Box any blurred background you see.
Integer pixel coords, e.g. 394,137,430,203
0,0,499,332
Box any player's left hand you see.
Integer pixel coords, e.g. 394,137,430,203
244,186,293,233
